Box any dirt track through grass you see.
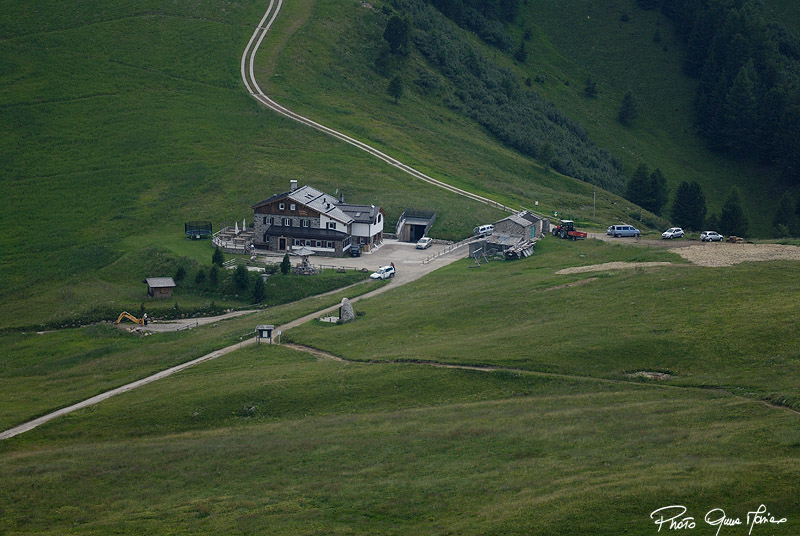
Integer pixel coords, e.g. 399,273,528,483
280,343,800,417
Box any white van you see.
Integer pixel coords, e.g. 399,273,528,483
473,224,494,237
606,224,641,238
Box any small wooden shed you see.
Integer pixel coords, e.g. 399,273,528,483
145,277,176,299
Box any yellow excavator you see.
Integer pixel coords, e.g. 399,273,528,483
115,311,148,326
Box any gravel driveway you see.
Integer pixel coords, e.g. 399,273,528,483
588,233,800,267
255,239,460,285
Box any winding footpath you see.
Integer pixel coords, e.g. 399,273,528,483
241,0,514,214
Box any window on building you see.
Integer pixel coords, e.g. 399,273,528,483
302,220,310,228
269,217,275,225
327,222,336,230
290,203,296,211
279,203,285,210
305,240,311,246
315,240,322,247
262,217,266,225
326,241,333,248
378,214,382,223
283,218,292,227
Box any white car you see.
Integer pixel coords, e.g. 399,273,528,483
700,231,723,242
473,224,494,237
370,265,396,279
416,237,433,249
662,227,684,239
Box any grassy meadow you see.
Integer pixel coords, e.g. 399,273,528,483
260,0,788,233
0,278,385,431
2,0,799,533
1,239,798,534
288,239,800,408
1,333,798,534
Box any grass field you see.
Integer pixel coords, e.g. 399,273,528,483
3,1,799,533
0,278,384,431
1,340,798,534
288,239,800,408
1,239,798,534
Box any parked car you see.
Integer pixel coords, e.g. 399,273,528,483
370,265,396,279
606,224,641,238
349,244,361,257
473,224,494,237
416,237,433,249
700,231,723,242
661,227,685,239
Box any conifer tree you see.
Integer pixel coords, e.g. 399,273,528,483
618,91,639,125
719,187,749,237
252,276,266,304
208,265,219,288
233,265,249,290
387,75,404,104
649,168,668,215
212,247,224,267
772,193,796,237
671,181,707,231
626,164,651,208
723,60,759,154
383,15,410,56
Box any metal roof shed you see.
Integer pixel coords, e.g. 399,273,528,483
145,277,176,299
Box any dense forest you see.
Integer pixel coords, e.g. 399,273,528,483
640,0,800,184
386,0,627,194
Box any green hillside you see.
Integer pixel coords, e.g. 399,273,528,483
261,0,788,235
2,2,799,533
3,0,667,330
2,241,799,534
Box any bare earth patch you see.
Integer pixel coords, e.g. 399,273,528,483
674,243,800,267
556,262,672,275
540,277,598,291
627,371,673,380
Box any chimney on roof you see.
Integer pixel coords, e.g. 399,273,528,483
290,179,298,192
339,191,344,203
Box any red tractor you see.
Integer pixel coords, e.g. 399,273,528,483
551,220,587,241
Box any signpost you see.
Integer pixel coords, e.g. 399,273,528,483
256,325,275,344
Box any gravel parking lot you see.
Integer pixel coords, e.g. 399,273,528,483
256,239,466,284
588,233,800,267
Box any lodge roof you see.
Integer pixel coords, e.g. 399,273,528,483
252,185,354,225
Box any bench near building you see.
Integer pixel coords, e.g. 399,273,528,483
252,181,386,257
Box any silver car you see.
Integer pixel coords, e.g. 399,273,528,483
700,231,723,242
662,227,684,239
